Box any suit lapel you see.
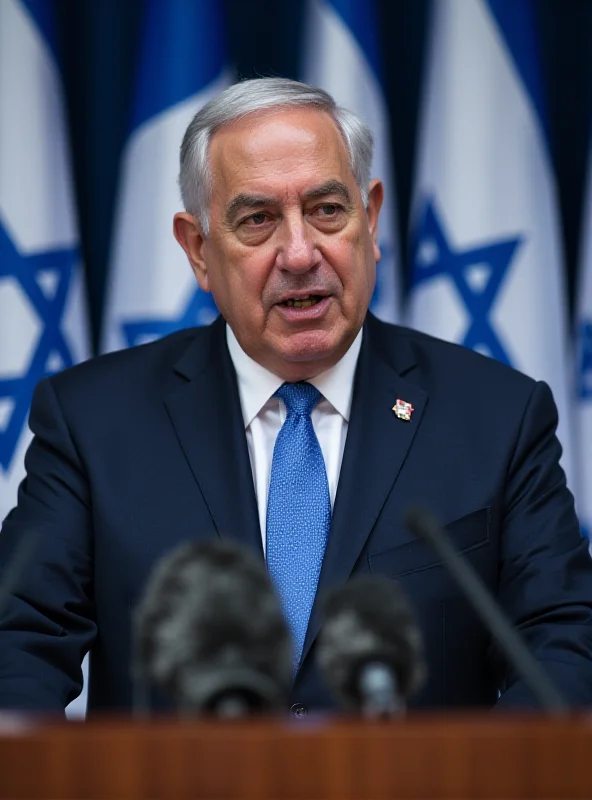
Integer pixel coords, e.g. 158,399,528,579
301,317,429,661
163,318,262,557
162,316,429,666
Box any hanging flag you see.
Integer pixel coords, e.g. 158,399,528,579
0,0,91,720
101,0,231,353
301,0,401,323
0,0,90,524
576,144,592,538
408,0,575,488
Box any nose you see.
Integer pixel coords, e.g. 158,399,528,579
275,213,320,274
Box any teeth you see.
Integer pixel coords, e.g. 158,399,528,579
284,296,321,309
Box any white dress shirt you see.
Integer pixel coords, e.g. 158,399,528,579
226,325,363,552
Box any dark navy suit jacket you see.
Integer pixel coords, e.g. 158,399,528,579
1,313,592,713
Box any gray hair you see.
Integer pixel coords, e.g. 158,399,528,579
178,77,374,235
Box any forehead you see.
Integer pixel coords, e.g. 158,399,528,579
208,107,355,200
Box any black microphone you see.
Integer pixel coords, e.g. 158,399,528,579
404,506,568,714
317,576,426,718
132,540,293,718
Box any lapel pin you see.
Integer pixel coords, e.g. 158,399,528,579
393,398,414,422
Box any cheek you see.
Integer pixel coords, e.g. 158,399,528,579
216,251,273,315
233,258,271,300
337,240,376,308
332,238,370,284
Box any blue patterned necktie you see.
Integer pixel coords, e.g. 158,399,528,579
266,382,331,669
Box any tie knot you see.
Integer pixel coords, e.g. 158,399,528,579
276,382,321,416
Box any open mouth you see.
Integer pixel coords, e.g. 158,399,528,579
280,295,324,309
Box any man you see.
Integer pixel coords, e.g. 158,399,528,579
1,77,591,713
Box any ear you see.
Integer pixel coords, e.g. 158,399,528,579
173,212,211,292
366,179,384,262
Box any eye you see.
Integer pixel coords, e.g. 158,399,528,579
242,212,269,226
316,204,341,217
309,203,347,231
235,211,276,246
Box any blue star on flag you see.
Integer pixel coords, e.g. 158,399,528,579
412,199,523,366
578,321,592,400
121,288,218,348
0,220,77,472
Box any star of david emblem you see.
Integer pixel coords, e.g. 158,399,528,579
578,321,592,400
0,219,77,472
411,198,523,366
121,287,218,348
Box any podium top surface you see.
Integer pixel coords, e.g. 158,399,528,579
0,712,591,799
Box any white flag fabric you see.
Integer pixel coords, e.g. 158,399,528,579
0,0,90,720
0,0,90,524
301,0,401,323
576,146,592,538
408,0,575,488
101,0,231,354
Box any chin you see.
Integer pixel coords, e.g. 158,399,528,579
270,333,348,381
281,329,339,358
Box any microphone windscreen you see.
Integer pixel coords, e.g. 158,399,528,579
133,540,292,708
318,576,426,709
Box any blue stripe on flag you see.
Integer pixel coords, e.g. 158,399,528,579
325,0,382,79
131,0,226,133
486,0,550,149
20,0,58,62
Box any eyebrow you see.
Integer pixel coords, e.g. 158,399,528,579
302,180,353,206
224,180,354,225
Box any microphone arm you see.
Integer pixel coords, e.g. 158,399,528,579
405,507,568,715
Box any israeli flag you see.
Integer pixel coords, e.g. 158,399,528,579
408,0,575,487
0,0,90,525
101,0,231,353
301,0,401,323
576,144,592,538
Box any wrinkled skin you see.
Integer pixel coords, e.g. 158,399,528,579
174,107,383,382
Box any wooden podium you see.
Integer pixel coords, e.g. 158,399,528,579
0,714,591,799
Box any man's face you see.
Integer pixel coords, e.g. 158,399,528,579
174,107,383,381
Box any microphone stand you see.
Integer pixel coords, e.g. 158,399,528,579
359,661,405,719
405,507,568,715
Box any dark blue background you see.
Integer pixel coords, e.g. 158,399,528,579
54,0,592,351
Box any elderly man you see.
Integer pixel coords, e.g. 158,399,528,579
0,78,591,713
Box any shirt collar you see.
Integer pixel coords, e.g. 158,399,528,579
226,324,363,428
